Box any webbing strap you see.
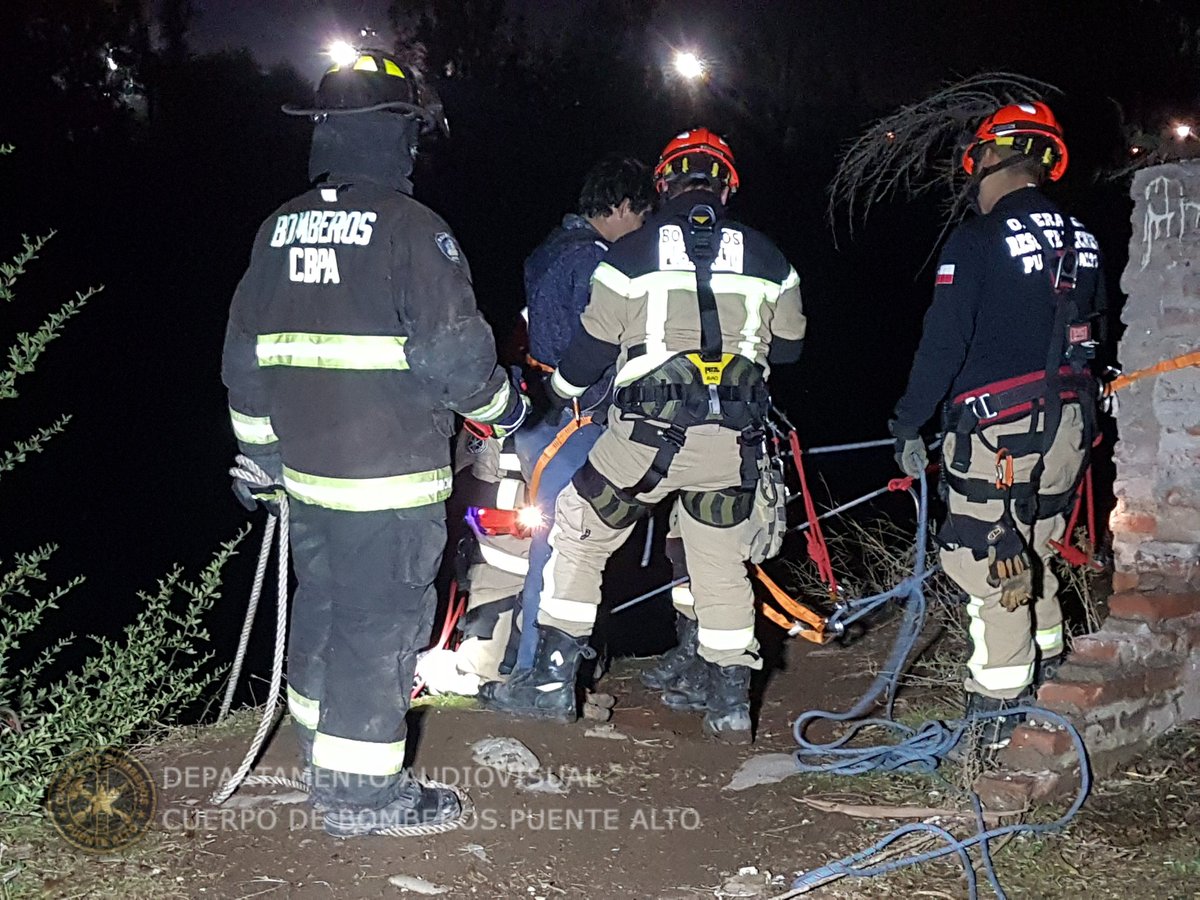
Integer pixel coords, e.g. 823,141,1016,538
683,204,723,363
628,422,686,496
528,409,593,504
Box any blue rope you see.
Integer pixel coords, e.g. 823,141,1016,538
789,471,1092,898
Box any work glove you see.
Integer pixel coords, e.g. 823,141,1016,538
230,451,284,516
889,420,928,478
984,520,1033,611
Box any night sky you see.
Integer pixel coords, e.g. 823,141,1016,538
1,0,1196,686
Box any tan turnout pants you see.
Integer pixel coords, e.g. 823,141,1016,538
941,404,1085,699
538,414,760,669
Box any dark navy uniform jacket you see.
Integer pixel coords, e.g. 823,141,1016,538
524,213,609,368
894,187,1105,432
222,178,517,512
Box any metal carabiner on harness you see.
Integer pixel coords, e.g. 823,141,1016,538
994,448,1015,490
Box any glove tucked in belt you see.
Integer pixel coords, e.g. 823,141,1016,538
984,519,1033,611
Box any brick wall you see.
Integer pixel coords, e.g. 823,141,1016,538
977,162,1200,810
1110,162,1200,593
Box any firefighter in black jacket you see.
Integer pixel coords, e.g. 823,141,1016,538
890,102,1104,749
222,47,527,836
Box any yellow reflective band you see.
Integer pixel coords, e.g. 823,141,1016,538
312,733,405,777
738,288,767,359
592,260,789,304
352,56,379,72
540,595,598,626
966,595,990,667
971,661,1035,693
698,625,756,652
550,369,587,398
645,283,669,360
287,686,319,730
479,542,529,576
283,465,452,511
256,333,409,371
670,585,695,608
229,408,278,445
496,476,523,511
1035,625,1064,652
463,381,512,422
383,59,404,77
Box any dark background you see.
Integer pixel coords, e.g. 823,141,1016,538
0,0,1196,697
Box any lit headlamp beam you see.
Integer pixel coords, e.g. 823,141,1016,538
673,50,705,81
327,40,359,67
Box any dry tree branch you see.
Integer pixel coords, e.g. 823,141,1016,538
828,71,1061,243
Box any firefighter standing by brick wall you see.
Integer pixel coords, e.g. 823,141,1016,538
222,47,527,836
482,129,806,743
890,102,1105,749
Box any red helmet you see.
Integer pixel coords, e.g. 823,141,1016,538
654,127,740,193
961,101,1069,182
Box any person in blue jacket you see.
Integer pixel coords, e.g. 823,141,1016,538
513,155,655,669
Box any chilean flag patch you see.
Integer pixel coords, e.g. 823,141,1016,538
935,264,955,285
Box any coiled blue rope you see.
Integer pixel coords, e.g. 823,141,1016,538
789,472,1092,898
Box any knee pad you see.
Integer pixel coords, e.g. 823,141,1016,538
678,487,754,528
572,460,649,529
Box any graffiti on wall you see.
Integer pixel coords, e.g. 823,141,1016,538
1142,175,1200,269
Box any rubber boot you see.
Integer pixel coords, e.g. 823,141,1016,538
323,772,461,838
660,655,710,711
701,664,753,744
641,614,700,690
478,625,595,722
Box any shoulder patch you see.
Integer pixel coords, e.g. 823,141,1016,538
434,232,461,263
936,264,955,285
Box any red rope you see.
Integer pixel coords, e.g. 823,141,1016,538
788,430,838,595
411,580,469,699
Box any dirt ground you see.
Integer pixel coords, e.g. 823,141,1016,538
6,619,1200,899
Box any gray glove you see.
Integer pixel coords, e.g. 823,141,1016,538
889,420,928,478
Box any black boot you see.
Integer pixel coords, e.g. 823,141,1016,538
961,690,1027,753
1034,653,1063,690
323,772,461,838
478,625,595,722
702,664,752,744
641,614,700,690
660,655,710,710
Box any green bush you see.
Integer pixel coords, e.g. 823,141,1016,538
0,144,240,815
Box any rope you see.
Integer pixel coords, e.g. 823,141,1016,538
210,456,289,807
788,431,838,594
209,455,474,837
788,472,1091,898
217,510,276,721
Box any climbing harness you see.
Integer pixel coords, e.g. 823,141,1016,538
211,456,472,836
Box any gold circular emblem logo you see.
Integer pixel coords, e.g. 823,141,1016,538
45,748,157,852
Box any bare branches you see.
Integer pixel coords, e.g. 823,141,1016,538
827,72,1060,240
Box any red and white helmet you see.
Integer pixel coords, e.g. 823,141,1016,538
653,127,740,193
961,101,1069,181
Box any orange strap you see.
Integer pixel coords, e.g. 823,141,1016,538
752,565,831,644
1105,350,1200,395
528,405,593,504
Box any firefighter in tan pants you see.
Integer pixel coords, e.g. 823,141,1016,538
890,102,1104,750
481,129,806,742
